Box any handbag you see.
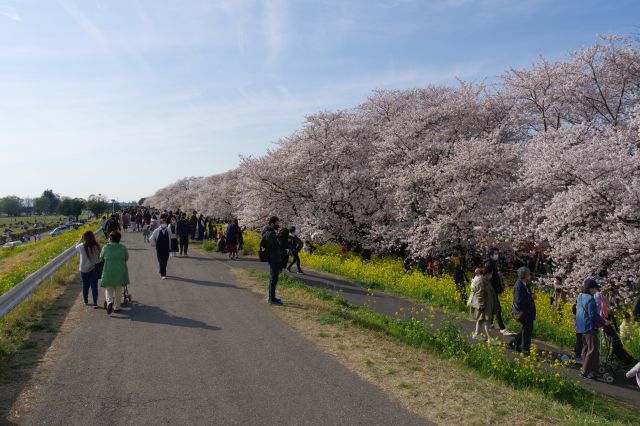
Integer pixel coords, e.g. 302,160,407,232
94,261,104,280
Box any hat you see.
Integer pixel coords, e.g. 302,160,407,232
583,278,600,289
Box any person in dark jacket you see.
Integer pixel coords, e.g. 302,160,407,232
277,228,290,271
508,267,536,355
176,214,191,256
189,211,198,240
286,226,304,274
485,249,515,336
149,219,171,279
453,263,469,304
262,216,282,305
225,219,239,259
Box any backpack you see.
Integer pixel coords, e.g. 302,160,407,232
289,235,303,252
259,232,270,262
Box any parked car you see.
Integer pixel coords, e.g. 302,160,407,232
2,240,23,249
50,227,65,236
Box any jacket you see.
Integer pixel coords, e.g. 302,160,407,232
485,259,504,294
576,293,606,333
226,223,239,245
470,276,497,318
176,218,190,237
150,227,171,253
261,227,281,265
512,279,536,322
75,243,99,273
99,243,130,287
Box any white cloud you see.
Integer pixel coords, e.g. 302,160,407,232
0,5,21,21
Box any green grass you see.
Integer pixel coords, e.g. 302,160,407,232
247,269,639,424
0,220,100,295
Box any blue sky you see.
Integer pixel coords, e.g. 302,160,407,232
1,0,638,201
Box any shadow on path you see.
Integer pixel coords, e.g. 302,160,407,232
112,303,221,331
168,276,243,290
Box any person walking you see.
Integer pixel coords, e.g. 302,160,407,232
75,230,101,307
469,267,498,343
150,219,171,279
277,227,290,271
453,263,469,304
508,267,536,355
225,219,239,259
189,211,198,240
485,249,515,336
177,213,190,256
168,217,179,257
261,216,283,305
286,226,304,274
99,231,129,314
576,278,609,380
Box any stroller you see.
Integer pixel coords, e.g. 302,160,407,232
598,320,638,383
121,285,133,307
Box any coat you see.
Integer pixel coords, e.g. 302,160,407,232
576,293,606,333
512,279,536,322
470,275,497,321
261,227,281,265
226,223,239,245
99,243,129,287
176,218,190,237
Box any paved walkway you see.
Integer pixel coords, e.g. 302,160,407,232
18,232,428,425
208,252,640,408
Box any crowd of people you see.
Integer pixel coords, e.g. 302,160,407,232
83,209,640,386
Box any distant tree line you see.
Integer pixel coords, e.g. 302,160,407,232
0,190,113,220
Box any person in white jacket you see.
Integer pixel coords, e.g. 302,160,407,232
626,361,640,389
75,230,101,307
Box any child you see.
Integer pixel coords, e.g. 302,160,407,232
142,224,151,243
620,311,633,339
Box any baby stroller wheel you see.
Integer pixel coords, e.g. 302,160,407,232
598,366,606,374
103,301,107,310
603,373,614,383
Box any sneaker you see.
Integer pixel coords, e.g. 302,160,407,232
286,268,292,273
500,329,517,336
472,333,484,340
161,276,167,280
113,309,121,313
580,372,596,380
106,302,113,315
269,299,284,306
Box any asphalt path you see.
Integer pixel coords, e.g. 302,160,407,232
21,232,427,426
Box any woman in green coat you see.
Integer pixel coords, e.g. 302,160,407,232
99,231,129,314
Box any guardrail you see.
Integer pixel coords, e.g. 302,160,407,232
0,228,99,319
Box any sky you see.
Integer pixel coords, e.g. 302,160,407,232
1,0,638,202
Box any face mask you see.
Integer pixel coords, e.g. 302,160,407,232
161,224,167,229
273,224,280,230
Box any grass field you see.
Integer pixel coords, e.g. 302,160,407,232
0,214,91,228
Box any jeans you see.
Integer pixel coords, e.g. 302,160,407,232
268,261,280,302
287,251,302,272
512,318,534,353
157,251,169,277
80,270,98,304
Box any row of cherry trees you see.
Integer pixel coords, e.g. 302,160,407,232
145,36,640,300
